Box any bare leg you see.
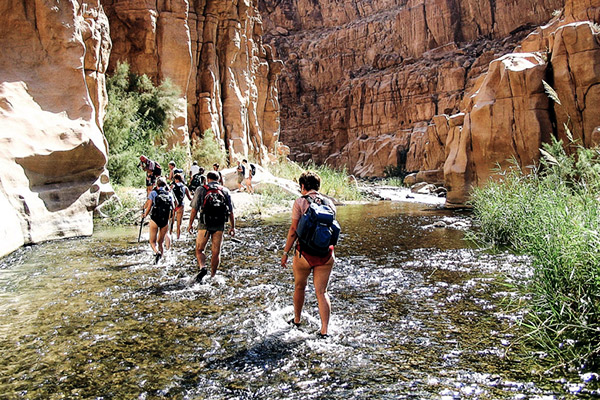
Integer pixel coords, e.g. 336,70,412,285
195,229,210,270
292,252,312,324
157,225,169,255
148,220,159,254
209,230,224,277
313,256,334,335
176,209,183,239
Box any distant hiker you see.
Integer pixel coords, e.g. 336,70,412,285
242,159,254,194
170,173,192,240
280,171,341,338
236,160,245,191
142,177,175,263
168,160,176,182
190,160,200,179
213,163,224,185
188,166,206,194
188,171,236,283
139,155,162,195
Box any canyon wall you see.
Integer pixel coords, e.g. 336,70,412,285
260,0,564,177
103,0,283,163
0,0,112,257
262,0,600,206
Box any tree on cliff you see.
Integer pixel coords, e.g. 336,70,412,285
104,62,182,186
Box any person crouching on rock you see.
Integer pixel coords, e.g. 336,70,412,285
142,177,174,264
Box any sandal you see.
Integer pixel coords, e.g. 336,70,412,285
287,318,301,328
316,332,329,339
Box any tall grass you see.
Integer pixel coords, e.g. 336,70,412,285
269,159,363,201
470,139,600,371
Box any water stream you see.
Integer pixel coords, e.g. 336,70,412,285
0,201,596,399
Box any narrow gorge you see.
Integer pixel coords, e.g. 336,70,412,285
1,0,600,255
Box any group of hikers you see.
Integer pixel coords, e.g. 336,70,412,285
138,154,340,338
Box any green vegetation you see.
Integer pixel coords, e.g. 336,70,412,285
190,130,228,168
269,159,363,201
96,186,143,226
104,62,183,186
470,136,600,371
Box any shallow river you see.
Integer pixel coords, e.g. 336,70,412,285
0,202,596,399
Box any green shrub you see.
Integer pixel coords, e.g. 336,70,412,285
470,138,600,371
104,62,181,185
191,129,228,170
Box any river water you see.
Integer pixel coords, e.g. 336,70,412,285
0,201,597,399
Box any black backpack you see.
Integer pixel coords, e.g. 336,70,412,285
201,184,229,229
250,163,256,176
153,162,162,177
150,189,173,221
188,173,204,194
172,182,185,206
296,195,341,257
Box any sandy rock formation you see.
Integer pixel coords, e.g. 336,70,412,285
0,0,112,257
261,0,563,176
103,0,283,163
441,0,600,206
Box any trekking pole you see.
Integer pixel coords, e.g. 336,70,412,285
138,210,145,242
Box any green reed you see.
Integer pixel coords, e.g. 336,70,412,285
269,159,363,201
470,142,600,371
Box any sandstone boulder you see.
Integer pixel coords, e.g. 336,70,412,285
443,53,552,207
0,0,111,257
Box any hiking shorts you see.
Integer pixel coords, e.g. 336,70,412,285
146,174,157,187
237,173,244,184
197,221,225,233
151,215,169,229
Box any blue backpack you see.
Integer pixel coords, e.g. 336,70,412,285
296,195,341,257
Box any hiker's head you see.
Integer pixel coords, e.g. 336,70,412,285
213,163,219,170
168,161,175,168
242,159,248,164
299,171,321,192
157,177,168,188
192,160,198,166
174,173,183,182
207,171,220,182
139,155,147,162
199,167,205,175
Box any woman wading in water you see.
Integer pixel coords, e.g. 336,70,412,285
280,171,337,338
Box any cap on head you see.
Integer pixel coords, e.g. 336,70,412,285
140,155,147,161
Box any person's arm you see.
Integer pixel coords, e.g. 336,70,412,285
185,187,192,201
228,212,236,236
187,188,201,232
142,198,152,218
281,218,299,267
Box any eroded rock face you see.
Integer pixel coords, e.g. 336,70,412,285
442,2,600,206
260,0,563,176
103,0,283,163
0,0,112,257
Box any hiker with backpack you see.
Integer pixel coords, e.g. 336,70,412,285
139,155,162,195
236,160,245,191
188,167,205,194
187,171,236,283
242,159,254,194
170,173,192,240
212,163,224,185
142,177,175,263
280,171,341,338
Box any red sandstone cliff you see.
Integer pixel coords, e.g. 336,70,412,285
103,0,284,163
262,0,600,206
261,0,564,176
